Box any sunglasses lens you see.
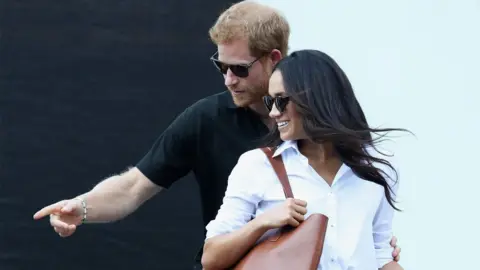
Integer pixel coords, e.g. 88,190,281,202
230,66,249,78
276,97,289,112
264,96,290,112
263,96,274,111
212,59,250,78
212,60,228,74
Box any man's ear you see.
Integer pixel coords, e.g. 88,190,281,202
269,49,283,66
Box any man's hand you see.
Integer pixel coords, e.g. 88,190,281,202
390,236,401,262
33,198,84,238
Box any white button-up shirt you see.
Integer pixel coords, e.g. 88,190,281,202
205,140,398,270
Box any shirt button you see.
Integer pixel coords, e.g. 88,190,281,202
330,257,335,262
330,223,335,228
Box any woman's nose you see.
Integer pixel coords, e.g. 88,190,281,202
268,103,281,118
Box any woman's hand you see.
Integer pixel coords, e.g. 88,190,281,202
257,198,308,229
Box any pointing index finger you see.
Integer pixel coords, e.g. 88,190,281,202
33,200,67,220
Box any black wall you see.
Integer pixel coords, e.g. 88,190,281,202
1,1,237,269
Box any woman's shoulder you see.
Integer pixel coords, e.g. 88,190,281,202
237,147,271,167
231,147,281,184
226,148,276,196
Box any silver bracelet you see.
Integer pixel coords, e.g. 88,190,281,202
76,197,88,224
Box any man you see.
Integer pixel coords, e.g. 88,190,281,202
33,1,402,268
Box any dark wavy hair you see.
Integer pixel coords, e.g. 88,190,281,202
265,49,412,211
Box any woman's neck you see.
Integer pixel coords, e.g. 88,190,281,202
298,139,338,162
298,139,342,186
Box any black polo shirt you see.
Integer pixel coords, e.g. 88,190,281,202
136,90,269,232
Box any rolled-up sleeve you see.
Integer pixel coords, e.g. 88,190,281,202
205,151,266,240
372,165,400,268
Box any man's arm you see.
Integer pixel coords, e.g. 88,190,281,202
34,99,204,235
81,101,203,220
76,167,162,223
33,167,162,223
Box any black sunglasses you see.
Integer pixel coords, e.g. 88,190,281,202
263,96,290,113
210,51,261,78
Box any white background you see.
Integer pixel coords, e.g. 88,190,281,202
257,0,480,269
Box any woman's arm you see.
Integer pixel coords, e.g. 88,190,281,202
373,163,402,269
201,151,268,270
380,261,404,270
202,217,270,270
201,150,307,270
202,197,307,270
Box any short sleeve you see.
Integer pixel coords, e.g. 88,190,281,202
135,101,203,188
205,150,267,240
372,161,400,268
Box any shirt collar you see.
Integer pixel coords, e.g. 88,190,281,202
226,97,237,109
272,140,353,185
272,140,299,157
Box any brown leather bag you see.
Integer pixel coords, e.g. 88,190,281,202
232,147,329,270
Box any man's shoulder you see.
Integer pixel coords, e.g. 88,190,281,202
190,91,235,110
184,91,236,118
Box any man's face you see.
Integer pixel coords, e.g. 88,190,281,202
215,39,271,108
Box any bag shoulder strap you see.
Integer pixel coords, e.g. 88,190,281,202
260,147,294,199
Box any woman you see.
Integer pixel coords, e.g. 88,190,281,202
201,49,407,270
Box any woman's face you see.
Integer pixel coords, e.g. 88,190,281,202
267,70,306,141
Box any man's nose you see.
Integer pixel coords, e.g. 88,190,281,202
224,69,238,87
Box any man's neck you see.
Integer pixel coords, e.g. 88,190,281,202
248,101,268,116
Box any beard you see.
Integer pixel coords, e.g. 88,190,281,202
230,80,268,108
